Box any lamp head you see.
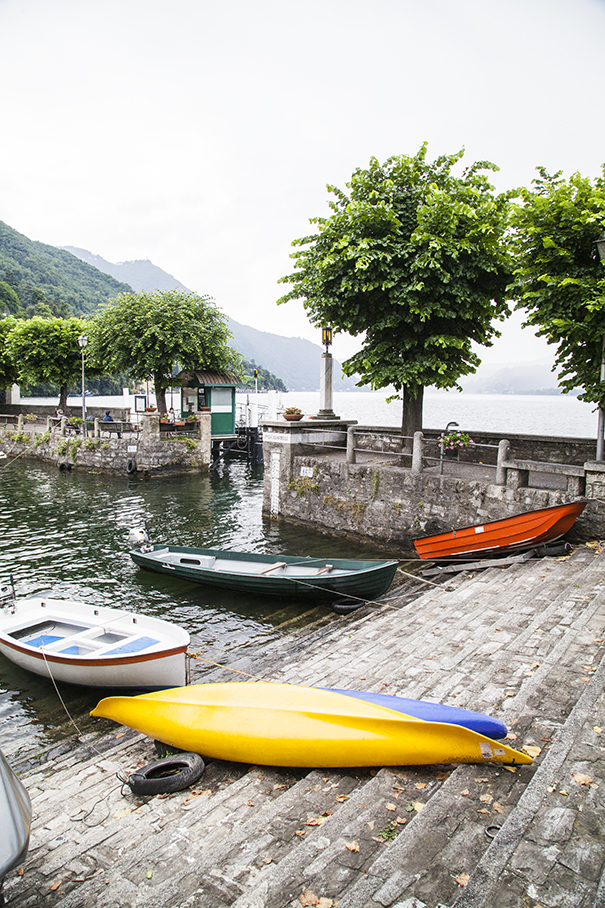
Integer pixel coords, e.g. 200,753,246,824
321,327,332,352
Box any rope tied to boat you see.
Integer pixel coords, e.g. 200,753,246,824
40,649,109,765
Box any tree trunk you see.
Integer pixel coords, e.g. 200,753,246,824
154,381,167,417
401,385,424,450
59,383,69,412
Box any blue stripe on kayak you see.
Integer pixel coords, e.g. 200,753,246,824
326,688,507,739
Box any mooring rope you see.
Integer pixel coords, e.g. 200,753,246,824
40,650,109,765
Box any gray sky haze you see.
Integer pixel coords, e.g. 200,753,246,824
1,0,604,367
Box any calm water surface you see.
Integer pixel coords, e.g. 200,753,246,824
0,458,387,763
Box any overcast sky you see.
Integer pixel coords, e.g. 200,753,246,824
1,0,604,368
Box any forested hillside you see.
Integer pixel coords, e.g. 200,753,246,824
0,222,131,317
2,226,351,391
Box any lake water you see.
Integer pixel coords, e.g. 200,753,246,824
0,457,387,764
2,390,599,763
272,390,599,439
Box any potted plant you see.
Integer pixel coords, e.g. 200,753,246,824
283,406,304,422
145,406,157,413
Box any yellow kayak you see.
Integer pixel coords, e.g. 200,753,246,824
91,682,532,768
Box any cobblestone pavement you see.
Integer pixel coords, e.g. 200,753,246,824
4,544,605,908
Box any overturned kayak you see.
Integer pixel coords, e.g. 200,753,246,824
92,682,531,768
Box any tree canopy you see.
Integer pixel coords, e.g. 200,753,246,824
0,317,20,389
5,316,91,410
87,289,242,414
508,166,605,407
278,144,512,435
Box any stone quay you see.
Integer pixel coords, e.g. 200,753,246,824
4,541,605,908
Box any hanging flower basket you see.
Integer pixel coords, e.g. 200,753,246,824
438,430,474,458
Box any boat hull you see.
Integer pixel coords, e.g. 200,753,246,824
0,598,189,689
413,501,587,560
130,546,398,601
92,682,532,768
0,748,31,881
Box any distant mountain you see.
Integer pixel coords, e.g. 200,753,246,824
0,221,131,317
460,360,567,395
63,246,356,391
61,247,189,293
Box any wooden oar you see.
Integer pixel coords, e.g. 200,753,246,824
314,564,333,575
258,562,287,574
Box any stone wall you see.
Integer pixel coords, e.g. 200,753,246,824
355,426,597,467
0,412,212,476
262,421,605,552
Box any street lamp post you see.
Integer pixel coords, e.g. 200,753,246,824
439,420,459,475
595,232,605,460
77,334,88,438
317,327,337,419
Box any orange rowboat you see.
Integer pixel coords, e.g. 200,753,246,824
413,501,587,561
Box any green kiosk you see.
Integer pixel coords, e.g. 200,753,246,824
177,370,240,436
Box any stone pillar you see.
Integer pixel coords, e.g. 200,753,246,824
141,413,160,438
496,439,510,485
317,352,338,419
346,425,356,464
411,431,424,473
584,461,605,502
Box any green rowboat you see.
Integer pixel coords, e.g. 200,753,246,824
129,542,398,602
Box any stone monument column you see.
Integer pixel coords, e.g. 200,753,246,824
317,351,338,419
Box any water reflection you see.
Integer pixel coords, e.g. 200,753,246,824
0,457,393,762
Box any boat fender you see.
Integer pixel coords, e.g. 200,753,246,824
331,597,366,615
59,462,72,472
126,752,205,796
126,459,137,475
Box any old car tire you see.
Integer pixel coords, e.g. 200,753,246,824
331,597,365,615
126,459,137,475
126,752,205,795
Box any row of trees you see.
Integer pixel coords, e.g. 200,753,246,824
0,290,242,414
278,145,605,436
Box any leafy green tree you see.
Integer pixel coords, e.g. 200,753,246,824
508,167,605,409
278,145,512,436
88,290,242,415
6,316,90,410
0,281,23,317
241,359,287,391
0,317,20,389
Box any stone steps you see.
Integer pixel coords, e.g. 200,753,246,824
6,545,605,908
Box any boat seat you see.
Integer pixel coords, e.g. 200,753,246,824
178,556,216,570
97,636,159,655
26,634,65,648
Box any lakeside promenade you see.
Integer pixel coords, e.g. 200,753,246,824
5,543,605,908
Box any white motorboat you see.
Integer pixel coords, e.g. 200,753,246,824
0,584,189,689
